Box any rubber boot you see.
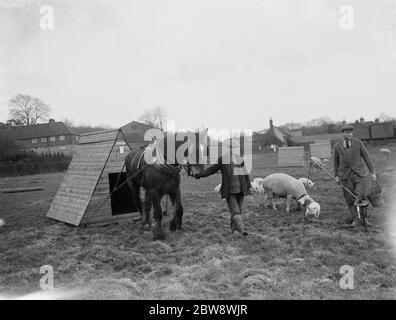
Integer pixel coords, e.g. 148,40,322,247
347,204,359,226
358,201,372,227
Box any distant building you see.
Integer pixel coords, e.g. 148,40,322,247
1,119,79,155
252,119,299,153
120,121,157,148
290,133,343,151
344,120,395,143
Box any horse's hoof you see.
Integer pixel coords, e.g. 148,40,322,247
169,219,177,232
141,222,152,231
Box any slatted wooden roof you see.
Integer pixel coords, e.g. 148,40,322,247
47,129,128,225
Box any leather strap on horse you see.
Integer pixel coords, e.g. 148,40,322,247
140,141,183,176
153,163,182,176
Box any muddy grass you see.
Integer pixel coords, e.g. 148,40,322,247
0,146,396,299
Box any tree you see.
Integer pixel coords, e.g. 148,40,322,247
304,117,333,127
139,106,167,130
281,122,303,131
62,118,74,128
9,94,51,125
7,119,23,126
377,113,396,122
327,123,338,133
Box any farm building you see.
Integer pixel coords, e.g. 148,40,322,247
120,120,156,149
353,126,371,140
344,120,396,143
370,122,394,140
290,133,343,152
47,129,140,226
252,119,301,153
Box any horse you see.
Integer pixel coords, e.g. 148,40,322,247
125,129,207,240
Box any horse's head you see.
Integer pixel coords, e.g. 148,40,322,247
169,129,208,177
143,128,208,176
181,129,209,177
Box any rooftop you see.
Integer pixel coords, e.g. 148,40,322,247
10,121,79,140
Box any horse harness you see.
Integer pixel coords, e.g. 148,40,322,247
136,144,191,179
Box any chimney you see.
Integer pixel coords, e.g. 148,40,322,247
269,118,274,130
360,116,364,124
49,119,55,124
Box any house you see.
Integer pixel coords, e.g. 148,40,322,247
4,119,80,155
252,119,301,153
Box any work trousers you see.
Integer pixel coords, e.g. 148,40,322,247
226,192,245,233
341,171,369,205
226,193,244,216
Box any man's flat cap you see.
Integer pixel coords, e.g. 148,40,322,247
341,124,354,132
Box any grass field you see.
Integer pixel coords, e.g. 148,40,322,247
0,145,395,299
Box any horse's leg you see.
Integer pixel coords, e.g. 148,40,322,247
169,188,183,231
141,188,152,229
126,169,142,216
168,192,177,232
151,191,166,240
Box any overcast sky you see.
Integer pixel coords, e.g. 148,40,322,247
1,0,396,131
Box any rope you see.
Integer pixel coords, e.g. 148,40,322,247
310,157,361,207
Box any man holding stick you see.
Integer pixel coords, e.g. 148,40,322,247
333,124,377,227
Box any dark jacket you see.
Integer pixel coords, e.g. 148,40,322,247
333,137,375,179
201,154,251,199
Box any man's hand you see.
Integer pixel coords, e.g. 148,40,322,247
335,176,341,185
371,173,377,181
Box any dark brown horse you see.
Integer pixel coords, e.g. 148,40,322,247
125,130,207,240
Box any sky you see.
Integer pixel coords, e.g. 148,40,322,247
1,0,396,131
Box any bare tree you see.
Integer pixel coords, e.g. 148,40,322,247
8,94,51,125
139,106,167,130
6,119,23,126
377,113,396,122
62,118,75,128
281,122,304,131
304,116,333,127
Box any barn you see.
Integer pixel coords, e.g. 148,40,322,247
47,129,140,226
